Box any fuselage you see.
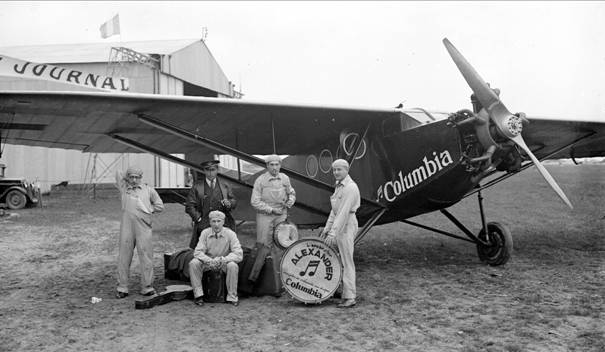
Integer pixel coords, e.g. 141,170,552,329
370,118,477,224
278,110,480,227
159,109,482,228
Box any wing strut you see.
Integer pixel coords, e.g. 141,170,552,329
354,208,387,245
271,115,277,154
136,113,386,209
137,113,334,192
108,133,331,217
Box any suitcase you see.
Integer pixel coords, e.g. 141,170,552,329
237,246,255,296
164,253,179,280
202,270,227,303
253,255,283,297
249,243,271,282
164,249,194,282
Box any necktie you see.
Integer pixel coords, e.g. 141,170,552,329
212,180,216,189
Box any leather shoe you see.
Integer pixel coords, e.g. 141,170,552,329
337,299,356,308
116,291,128,299
229,301,239,307
194,297,205,306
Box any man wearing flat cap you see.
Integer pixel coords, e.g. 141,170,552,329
114,166,164,298
251,154,296,254
321,159,360,308
189,210,243,306
186,160,237,249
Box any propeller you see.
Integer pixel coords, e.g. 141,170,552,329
443,38,573,209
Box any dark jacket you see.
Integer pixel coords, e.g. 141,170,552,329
185,179,237,248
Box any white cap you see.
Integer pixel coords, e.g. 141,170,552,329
126,166,143,176
208,210,226,220
265,154,281,163
331,159,349,170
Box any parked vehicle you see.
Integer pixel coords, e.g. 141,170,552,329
0,164,40,209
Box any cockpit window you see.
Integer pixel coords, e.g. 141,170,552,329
382,109,451,137
405,109,450,123
382,113,422,137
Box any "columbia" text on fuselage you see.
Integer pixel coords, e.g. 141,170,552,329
377,150,454,202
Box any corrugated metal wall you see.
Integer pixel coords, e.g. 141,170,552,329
156,71,185,188
163,41,233,97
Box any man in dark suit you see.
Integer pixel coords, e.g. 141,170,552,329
185,160,237,249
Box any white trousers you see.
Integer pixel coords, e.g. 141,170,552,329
256,212,287,261
337,216,358,300
117,212,154,295
189,258,239,302
255,212,287,247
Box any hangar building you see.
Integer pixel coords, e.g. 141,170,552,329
0,39,239,192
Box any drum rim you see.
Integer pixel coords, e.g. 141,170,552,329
279,238,343,304
272,220,299,250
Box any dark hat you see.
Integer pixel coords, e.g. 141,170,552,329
200,160,220,169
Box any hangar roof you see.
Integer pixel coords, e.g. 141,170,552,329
0,39,233,96
0,39,199,63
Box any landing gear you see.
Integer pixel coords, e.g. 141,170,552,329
476,222,513,266
400,189,514,266
475,190,512,266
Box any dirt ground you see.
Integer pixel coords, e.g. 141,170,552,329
1,164,603,352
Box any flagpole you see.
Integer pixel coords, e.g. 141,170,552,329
118,13,122,43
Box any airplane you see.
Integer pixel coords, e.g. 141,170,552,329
1,38,604,266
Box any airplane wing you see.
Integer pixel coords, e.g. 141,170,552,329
0,91,399,155
4,91,603,161
523,116,605,160
464,115,605,199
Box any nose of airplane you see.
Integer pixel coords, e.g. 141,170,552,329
442,38,572,209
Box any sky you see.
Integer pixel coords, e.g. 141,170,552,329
0,1,604,121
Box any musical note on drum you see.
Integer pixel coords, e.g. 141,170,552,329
299,259,320,277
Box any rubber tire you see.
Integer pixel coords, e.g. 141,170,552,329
476,222,513,266
6,190,27,210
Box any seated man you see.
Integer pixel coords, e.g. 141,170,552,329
189,210,243,306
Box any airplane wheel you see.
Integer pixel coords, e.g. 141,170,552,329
476,222,513,266
6,190,27,210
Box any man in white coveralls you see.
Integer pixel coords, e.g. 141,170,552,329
115,166,164,298
321,159,360,308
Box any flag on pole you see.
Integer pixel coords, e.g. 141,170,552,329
100,14,120,39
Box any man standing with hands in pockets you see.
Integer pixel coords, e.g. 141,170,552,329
321,159,360,308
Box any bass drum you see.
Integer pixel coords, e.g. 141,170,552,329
273,220,299,250
280,238,342,304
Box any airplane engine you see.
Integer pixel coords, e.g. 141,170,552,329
447,108,524,181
